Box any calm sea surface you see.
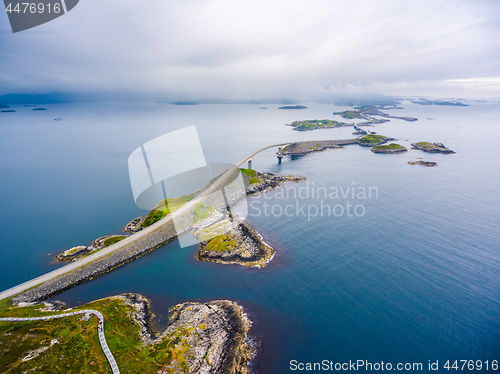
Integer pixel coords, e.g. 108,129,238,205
0,101,499,372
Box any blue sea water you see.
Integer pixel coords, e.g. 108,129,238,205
0,101,499,373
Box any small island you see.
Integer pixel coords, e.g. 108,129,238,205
1,109,16,113
408,161,437,167
411,142,455,154
278,105,308,109
371,143,407,153
33,108,47,111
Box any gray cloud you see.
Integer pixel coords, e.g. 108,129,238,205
1,0,499,98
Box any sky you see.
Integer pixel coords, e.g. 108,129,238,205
1,0,500,100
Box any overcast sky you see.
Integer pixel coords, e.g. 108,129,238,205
1,0,499,99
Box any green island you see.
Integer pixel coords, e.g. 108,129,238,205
371,143,407,153
286,119,348,131
0,294,252,374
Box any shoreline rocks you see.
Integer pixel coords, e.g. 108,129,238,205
117,294,254,374
124,216,143,233
56,246,94,261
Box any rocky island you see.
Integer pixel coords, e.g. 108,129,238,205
0,293,254,374
408,161,437,167
411,142,455,154
193,169,305,268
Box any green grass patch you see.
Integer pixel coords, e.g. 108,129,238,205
249,177,260,184
205,234,240,252
415,141,434,148
141,194,195,228
359,134,386,144
192,203,214,224
372,143,404,150
103,236,126,248
238,168,257,178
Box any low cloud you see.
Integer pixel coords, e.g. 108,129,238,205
1,0,499,99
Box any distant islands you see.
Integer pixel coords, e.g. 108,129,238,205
278,105,308,110
286,104,417,131
410,99,469,106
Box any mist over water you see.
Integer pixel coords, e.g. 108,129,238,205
0,101,499,372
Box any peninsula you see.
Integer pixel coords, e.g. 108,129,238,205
0,294,253,374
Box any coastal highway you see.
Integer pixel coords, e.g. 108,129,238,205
0,142,293,302
0,309,120,373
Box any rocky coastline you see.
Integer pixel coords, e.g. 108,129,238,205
119,294,253,374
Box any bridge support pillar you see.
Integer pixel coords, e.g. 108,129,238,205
247,159,252,169
277,147,284,164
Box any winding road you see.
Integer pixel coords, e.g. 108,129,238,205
0,309,120,373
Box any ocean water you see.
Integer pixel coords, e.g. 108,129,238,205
0,101,499,373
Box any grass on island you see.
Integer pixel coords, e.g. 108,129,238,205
238,168,261,184
414,141,435,149
289,119,344,130
205,233,240,252
238,168,257,178
103,236,126,248
372,143,405,150
359,134,386,144
141,194,195,228
334,110,364,119
0,296,199,373
192,203,214,224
